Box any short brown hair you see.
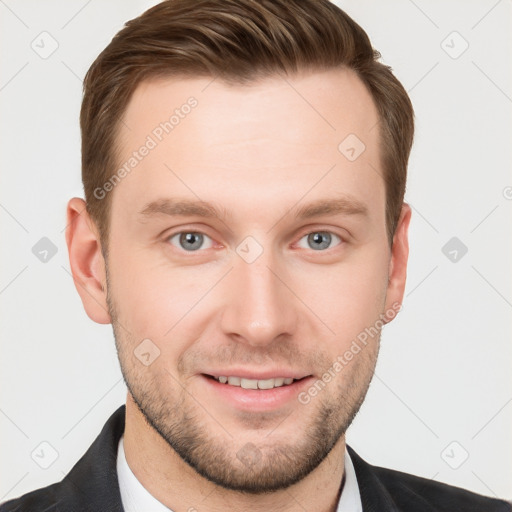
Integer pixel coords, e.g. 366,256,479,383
81,0,414,251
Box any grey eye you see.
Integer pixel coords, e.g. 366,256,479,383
168,232,213,252
297,231,342,251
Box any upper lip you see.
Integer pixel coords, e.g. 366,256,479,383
201,369,312,380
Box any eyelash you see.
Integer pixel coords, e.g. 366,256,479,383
165,229,344,254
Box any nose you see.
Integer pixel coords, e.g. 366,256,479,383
219,246,299,348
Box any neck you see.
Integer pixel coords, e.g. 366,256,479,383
123,395,346,512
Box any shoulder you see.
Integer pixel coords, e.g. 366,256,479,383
0,466,121,512
0,477,98,512
374,464,511,511
347,445,512,511
0,483,62,512
0,405,126,512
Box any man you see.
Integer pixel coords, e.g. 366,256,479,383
1,0,510,510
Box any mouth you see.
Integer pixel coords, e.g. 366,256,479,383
200,373,314,411
203,374,307,390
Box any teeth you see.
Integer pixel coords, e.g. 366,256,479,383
257,378,275,390
241,378,258,389
213,375,298,389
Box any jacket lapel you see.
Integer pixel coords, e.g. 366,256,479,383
347,445,401,512
56,405,126,512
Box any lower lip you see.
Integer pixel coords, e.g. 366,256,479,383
200,374,314,411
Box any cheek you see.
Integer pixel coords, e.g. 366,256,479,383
107,243,220,344
292,247,389,337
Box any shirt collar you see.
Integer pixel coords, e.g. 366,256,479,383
117,435,362,512
117,436,170,511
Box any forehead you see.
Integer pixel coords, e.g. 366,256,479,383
111,68,384,231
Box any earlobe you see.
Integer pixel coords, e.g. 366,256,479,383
384,203,411,323
65,197,111,324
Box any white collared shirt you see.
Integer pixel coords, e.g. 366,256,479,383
117,435,362,512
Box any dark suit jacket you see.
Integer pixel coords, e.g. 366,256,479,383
1,405,510,511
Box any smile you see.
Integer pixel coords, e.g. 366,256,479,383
209,375,299,389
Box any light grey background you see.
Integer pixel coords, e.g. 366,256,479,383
1,0,511,503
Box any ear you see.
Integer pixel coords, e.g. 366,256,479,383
65,197,111,324
383,202,411,323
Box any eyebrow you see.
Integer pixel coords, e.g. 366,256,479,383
138,196,368,222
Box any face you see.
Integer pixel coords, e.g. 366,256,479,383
72,68,410,493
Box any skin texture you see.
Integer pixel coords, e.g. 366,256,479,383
66,68,411,512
